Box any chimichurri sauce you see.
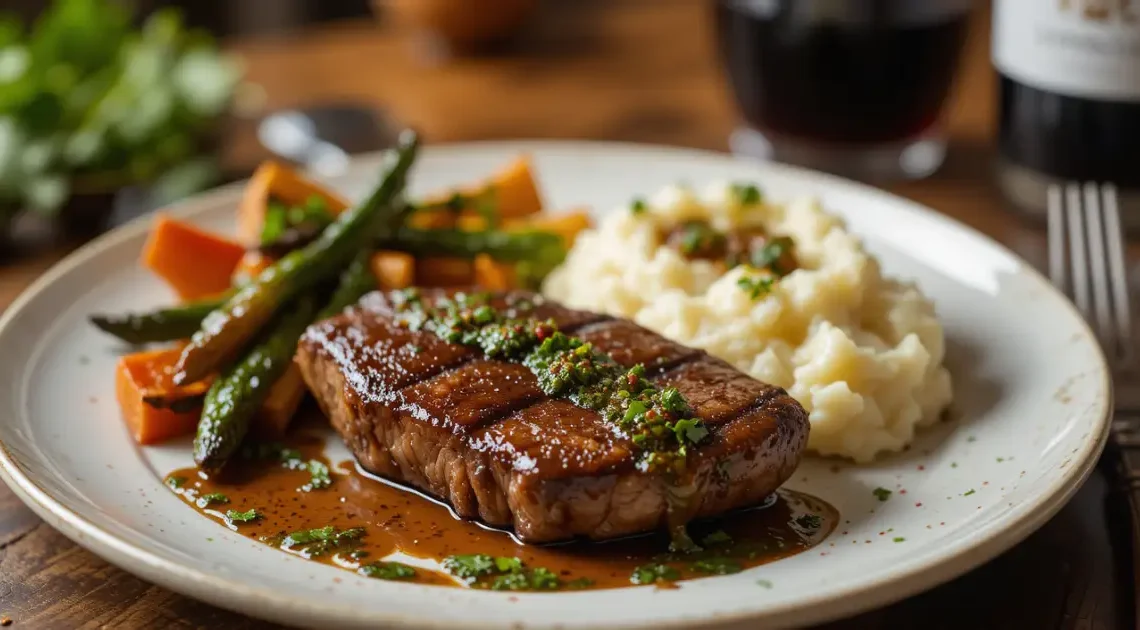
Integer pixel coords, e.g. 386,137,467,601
165,431,838,591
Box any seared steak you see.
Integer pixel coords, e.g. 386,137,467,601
295,289,808,543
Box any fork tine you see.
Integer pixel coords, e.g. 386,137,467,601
1102,184,1136,369
1066,183,1092,319
1083,182,1115,351
1047,185,1066,292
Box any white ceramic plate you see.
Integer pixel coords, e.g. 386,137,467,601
0,142,1111,629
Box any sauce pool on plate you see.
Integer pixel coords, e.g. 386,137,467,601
165,432,838,591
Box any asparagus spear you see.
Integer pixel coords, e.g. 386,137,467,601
89,293,230,344
173,130,420,386
192,250,379,471
381,227,565,263
193,294,319,471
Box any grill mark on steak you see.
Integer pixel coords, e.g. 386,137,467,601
296,289,808,543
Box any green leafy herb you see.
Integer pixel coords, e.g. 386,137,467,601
225,508,260,523
702,530,733,546
260,200,289,245
756,579,773,589
630,197,648,215
195,492,229,508
442,554,497,581
281,525,365,558
963,489,976,496
692,557,743,575
793,513,823,532
736,274,775,300
0,0,242,217
358,561,416,580
676,220,726,257
528,567,560,590
731,182,763,206
566,577,595,590
493,556,523,573
631,563,680,585
893,537,906,543
165,475,187,489
305,460,332,490
873,487,892,502
750,236,794,276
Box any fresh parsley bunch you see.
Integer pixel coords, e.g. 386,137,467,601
0,0,242,226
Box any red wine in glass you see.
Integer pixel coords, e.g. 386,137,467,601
713,0,971,181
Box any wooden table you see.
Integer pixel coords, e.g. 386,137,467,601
0,1,1134,628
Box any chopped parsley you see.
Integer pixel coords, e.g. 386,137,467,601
280,525,366,558
893,537,906,543
442,554,562,590
963,489,976,496
873,487,892,502
630,563,680,585
702,530,733,546
951,462,958,468
731,182,763,205
281,457,333,491
565,577,595,589
792,513,823,532
165,475,187,489
630,197,648,215
750,236,794,276
737,274,775,300
691,557,743,575
441,554,498,581
756,579,773,589
225,509,260,524
195,493,229,508
358,561,416,580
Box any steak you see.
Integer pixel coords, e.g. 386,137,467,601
295,289,808,543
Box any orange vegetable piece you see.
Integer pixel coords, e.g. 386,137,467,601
371,251,416,290
115,347,212,445
504,209,593,246
252,365,307,439
474,254,516,290
416,257,475,287
237,161,350,247
415,154,545,227
141,215,247,301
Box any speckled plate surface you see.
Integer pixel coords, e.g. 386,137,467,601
0,142,1111,629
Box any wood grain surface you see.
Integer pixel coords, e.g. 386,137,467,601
0,1,1135,628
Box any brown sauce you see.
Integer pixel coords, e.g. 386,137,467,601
166,432,837,591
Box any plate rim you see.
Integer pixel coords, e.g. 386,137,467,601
0,139,1113,629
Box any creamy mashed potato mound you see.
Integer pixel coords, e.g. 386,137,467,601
543,183,952,463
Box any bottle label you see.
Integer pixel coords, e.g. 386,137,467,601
993,0,1140,102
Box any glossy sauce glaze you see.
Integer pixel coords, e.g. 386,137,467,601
166,432,837,591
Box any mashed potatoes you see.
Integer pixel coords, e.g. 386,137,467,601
543,183,952,463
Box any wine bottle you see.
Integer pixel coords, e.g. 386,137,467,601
993,0,1140,230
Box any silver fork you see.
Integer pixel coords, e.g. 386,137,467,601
1047,181,1140,620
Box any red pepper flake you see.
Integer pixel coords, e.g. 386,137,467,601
983,481,989,486
917,465,925,471
899,489,907,495
940,522,946,526
915,502,923,507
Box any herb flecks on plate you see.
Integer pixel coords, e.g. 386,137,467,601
441,554,570,591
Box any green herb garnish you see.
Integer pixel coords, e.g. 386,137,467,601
630,563,680,585
566,577,595,590
225,508,260,523
165,475,187,489
750,236,794,276
195,493,229,508
873,487,892,502
631,198,648,215
793,513,823,532
692,557,743,575
893,537,906,543
963,489,976,496
731,183,763,206
756,579,773,589
441,554,497,581
358,561,416,580
736,274,775,300
281,525,365,558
